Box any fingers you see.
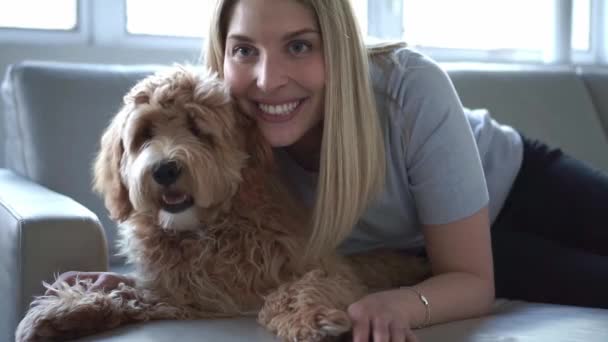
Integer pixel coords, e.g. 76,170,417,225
44,271,96,295
43,271,132,295
347,293,420,342
348,304,370,342
372,317,390,342
351,318,416,342
389,322,406,342
351,317,371,342
405,328,420,342
89,273,124,292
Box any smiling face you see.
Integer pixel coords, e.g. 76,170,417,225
223,0,325,148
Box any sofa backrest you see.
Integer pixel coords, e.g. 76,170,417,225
2,61,608,265
446,64,608,171
578,66,608,134
1,61,161,264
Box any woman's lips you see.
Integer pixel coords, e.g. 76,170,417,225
254,98,306,123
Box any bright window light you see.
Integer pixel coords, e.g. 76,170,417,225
0,0,77,30
126,0,211,38
402,0,591,52
403,0,556,51
126,0,369,39
351,0,369,36
572,0,590,51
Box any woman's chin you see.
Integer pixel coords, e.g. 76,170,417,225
259,132,299,148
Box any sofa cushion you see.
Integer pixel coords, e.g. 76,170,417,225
74,300,608,341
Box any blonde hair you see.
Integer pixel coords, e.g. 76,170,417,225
204,0,400,259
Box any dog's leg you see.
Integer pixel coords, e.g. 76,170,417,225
258,269,366,342
15,280,191,342
346,251,431,290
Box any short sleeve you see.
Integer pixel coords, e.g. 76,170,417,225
391,50,489,225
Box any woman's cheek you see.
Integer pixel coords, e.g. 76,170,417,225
224,68,248,97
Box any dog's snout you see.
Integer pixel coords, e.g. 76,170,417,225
152,160,181,186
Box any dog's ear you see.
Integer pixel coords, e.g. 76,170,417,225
133,91,150,105
237,110,274,172
249,125,274,172
92,108,133,222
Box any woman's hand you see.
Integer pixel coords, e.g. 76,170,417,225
347,289,419,342
44,271,135,295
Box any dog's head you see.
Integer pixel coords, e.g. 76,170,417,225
93,66,263,232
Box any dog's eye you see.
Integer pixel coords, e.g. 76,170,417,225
187,115,214,146
132,125,153,150
142,126,153,140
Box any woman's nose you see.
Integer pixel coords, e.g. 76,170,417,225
256,54,288,93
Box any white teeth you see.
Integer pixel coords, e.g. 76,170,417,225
258,101,300,115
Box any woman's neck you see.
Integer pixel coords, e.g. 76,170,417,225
285,121,323,172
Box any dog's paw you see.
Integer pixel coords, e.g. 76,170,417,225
314,308,351,337
264,306,351,342
15,282,150,341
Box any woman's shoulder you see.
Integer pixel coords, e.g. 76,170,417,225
368,43,430,69
368,44,456,107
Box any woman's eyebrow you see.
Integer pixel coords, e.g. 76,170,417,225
226,34,254,42
282,28,320,41
226,28,320,43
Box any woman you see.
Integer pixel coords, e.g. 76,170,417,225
52,0,608,341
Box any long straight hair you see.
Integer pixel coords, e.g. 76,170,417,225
204,0,389,260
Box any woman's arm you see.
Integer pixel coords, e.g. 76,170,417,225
404,206,495,328
349,206,495,342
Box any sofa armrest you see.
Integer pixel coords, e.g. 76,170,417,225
0,169,109,341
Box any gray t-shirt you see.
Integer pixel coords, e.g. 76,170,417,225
277,48,523,254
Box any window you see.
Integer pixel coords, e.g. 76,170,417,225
351,0,369,36
403,0,554,51
125,0,211,38
0,0,78,30
124,0,369,39
124,0,369,38
572,0,591,50
0,0,605,65
398,0,593,63
0,0,87,45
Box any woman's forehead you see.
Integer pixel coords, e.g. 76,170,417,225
226,0,319,37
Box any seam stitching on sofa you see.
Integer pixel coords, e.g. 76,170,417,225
0,195,24,222
576,68,608,143
8,65,30,176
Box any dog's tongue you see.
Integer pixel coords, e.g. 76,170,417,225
162,191,188,205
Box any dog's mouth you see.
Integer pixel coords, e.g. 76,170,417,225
160,190,194,213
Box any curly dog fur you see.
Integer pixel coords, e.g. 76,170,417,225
15,66,429,342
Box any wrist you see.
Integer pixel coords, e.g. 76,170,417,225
400,286,431,329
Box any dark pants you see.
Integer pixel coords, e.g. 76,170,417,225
491,136,608,308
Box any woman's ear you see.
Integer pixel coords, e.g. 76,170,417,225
92,108,133,222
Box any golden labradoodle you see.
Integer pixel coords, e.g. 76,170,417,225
15,66,429,342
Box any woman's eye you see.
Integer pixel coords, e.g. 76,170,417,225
232,45,257,58
288,41,312,55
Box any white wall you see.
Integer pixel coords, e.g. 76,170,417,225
0,42,200,167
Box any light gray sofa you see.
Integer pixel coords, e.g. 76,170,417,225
2,60,608,341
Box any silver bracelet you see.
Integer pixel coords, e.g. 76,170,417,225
401,286,431,329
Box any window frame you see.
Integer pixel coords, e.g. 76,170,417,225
96,0,202,50
393,0,606,65
0,0,606,64
0,0,89,45
578,0,608,64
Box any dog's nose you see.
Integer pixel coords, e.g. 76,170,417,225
152,160,181,186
